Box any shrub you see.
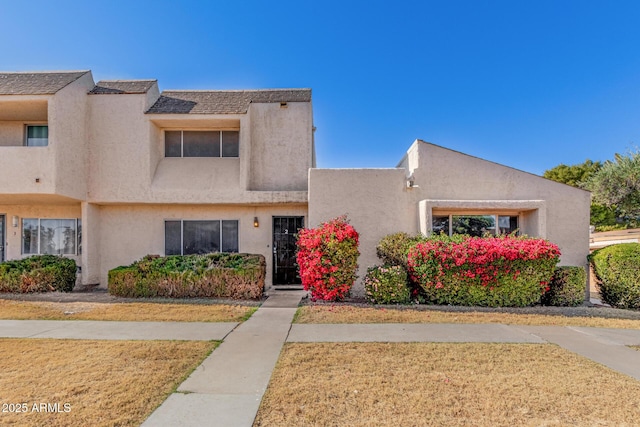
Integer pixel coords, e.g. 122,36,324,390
364,265,410,304
407,235,560,307
542,266,587,307
0,255,77,293
376,232,427,268
108,253,266,299
589,243,640,309
296,216,359,301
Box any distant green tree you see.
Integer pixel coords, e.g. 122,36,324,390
543,159,622,230
586,151,640,227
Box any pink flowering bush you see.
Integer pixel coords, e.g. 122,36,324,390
408,235,560,307
364,265,410,304
296,216,360,301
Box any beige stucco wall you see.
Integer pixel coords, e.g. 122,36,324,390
0,204,81,266
406,141,590,267
50,72,95,200
308,141,591,295
249,102,313,191
96,203,308,288
308,168,414,295
0,121,28,146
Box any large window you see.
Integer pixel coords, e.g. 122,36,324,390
165,131,239,158
165,220,239,255
22,218,80,255
432,214,519,237
25,125,48,147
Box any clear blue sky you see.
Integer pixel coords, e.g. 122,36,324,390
2,0,639,175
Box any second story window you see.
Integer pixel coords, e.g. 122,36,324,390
25,125,48,147
165,130,239,158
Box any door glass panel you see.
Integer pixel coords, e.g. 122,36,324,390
432,215,450,235
0,215,4,261
39,219,76,255
22,219,39,254
498,216,519,235
26,125,48,146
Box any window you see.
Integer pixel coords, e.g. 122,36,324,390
22,218,79,255
25,125,48,147
165,131,239,158
432,214,519,237
165,220,239,255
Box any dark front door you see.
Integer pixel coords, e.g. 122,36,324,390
0,215,5,262
272,216,304,285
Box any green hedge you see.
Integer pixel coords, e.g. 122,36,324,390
0,255,77,293
408,235,560,307
364,265,410,304
541,266,586,307
589,243,640,309
376,232,427,269
108,253,266,299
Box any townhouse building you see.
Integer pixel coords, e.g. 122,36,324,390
0,70,590,294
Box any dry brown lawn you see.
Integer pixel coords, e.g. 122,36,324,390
295,305,640,329
0,299,255,322
0,338,215,426
255,342,640,426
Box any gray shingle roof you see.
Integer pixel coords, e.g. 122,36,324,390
0,71,89,95
146,89,312,114
90,80,157,95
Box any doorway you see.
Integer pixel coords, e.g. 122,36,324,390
272,216,304,285
0,215,5,262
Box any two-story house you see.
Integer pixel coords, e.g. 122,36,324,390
0,70,590,295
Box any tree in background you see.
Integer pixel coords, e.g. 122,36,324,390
585,151,640,228
543,160,622,230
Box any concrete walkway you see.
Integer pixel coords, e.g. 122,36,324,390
2,292,640,426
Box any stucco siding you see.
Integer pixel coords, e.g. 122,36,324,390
97,204,308,288
308,168,413,295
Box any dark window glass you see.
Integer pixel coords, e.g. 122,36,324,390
165,131,182,157
452,215,496,237
498,216,519,235
22,219,39,254
183,131,219,157
432,216,450,235
26,125,48,146
165,221,182,255
221,220,239,252
183,220,220,254
222,131,239,157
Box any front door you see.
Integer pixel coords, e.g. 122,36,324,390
272,216,304,285
0,215,5,262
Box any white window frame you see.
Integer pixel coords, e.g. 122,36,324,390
431,213,520,236
164,219,240,255
164,130,239,158
24,124,49,147
21,218,80,255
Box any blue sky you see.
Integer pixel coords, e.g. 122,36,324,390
2,0,639,175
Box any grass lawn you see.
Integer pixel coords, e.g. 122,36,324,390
255,342,640,426
295,305,640,329
0,338,216,426
0,300,256,322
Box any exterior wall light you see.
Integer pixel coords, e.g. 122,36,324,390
254,217,259,228
12,215,19,227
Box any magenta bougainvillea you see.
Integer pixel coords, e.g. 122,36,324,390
407,235,560,307
296,216,359,301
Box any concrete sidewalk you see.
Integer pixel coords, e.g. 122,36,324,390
2,293,640,426
141,290,306,427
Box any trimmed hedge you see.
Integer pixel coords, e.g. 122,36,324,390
108,253,266,299
589,243,640,309
376,232,427,269
542,266,587,307
408,234,560,307
364,265,410,304
0,255,77,293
